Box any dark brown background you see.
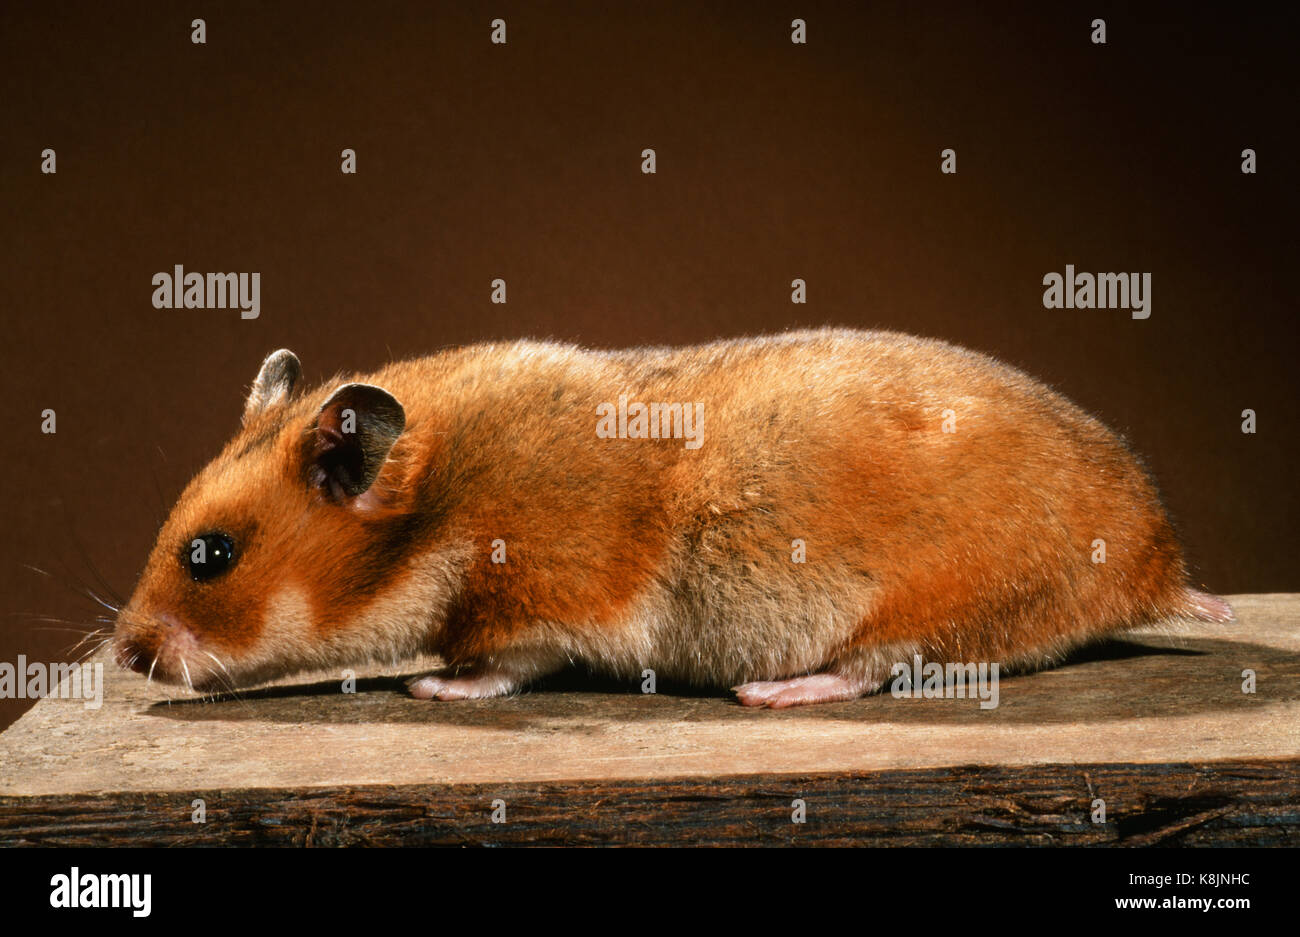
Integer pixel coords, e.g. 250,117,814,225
2,1,1296,729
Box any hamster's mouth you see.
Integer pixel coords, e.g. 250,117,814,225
112,610,236,694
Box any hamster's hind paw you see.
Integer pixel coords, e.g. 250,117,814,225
732,673,869,708
407,669,518,701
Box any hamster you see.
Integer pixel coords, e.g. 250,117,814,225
111,328,1233,708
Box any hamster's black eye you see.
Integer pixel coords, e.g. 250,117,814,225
186,533,237,582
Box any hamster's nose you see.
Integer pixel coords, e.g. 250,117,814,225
113,636,153,674
112,610,197,680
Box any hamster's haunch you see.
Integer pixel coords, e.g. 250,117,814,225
112,329,1232,707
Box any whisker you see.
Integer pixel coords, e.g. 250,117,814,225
22,562,121,614
8,611,114,623
53,554,121,614
80,590,120,615
202,650,232,679
28,625,104,634
67,628,112,659
47,478,128,610
151,446,171,528
75,635,115,667
199,651,250,706
200,668,234,703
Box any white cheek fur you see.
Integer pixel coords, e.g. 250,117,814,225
226,544,471,687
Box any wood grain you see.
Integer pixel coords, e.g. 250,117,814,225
2,760,1296,846
0,594,1297,844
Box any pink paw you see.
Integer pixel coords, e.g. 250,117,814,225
732,673,868,708
407,671,516,701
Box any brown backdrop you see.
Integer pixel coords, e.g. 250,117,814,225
2,1,1296,729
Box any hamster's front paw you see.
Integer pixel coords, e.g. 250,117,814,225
406,669,519,701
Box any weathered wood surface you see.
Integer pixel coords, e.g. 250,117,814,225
0,594,1297,845
1,760,1296,846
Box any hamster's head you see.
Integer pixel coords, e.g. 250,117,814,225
113,349,455,693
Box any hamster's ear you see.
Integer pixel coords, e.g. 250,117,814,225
244,349,302,424
308,383,406,499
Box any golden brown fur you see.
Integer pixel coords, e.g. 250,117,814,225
113,328,1231,705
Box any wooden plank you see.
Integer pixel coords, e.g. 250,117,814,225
1,761,1296,846
0,594,1297,844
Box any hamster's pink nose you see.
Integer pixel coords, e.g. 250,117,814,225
113,611,200,681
